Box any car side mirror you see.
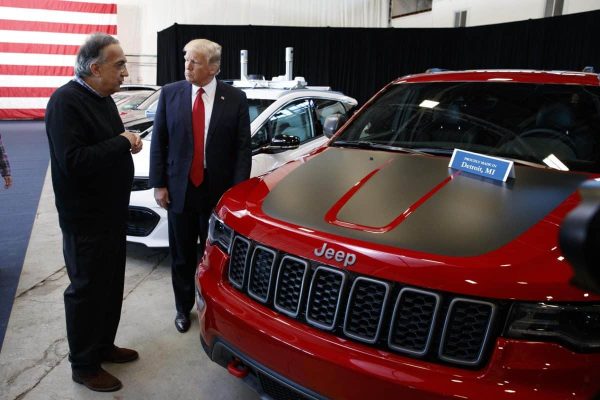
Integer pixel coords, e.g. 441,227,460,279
559,179,600,295
264,134,300,153
323,114,347,138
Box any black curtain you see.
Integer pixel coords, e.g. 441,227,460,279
157,10,600,105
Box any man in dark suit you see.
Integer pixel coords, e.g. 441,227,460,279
149,39,251,333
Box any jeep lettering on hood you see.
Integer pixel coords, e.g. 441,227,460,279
262,147,587,257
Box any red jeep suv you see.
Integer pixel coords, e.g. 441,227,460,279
196,70,600,400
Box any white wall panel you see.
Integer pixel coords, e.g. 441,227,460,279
565,0,600,13
392,0,599,28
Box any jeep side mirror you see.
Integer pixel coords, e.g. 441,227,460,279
264,134,300,153
559,180,600,295
323,114,347,138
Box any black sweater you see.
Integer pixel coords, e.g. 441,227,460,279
45,80,133,234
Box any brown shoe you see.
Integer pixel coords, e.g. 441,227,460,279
72,368,122,392
102,346,139,363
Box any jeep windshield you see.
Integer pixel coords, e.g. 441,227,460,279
332,82,600,173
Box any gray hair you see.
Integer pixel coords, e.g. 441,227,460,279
75,33,120,78
184,39,221,69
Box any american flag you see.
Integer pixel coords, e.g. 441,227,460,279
0,0,117,119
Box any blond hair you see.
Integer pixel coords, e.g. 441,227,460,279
184,39,221,69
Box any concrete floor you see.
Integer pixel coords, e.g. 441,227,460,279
0,170,259,400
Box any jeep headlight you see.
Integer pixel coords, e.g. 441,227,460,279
506,302,600,352
208,212,233,254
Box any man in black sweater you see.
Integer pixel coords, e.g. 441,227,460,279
45,33,142,392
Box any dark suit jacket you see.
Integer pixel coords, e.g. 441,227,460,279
149,80,251,213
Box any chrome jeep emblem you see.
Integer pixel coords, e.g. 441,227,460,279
313,243,356,268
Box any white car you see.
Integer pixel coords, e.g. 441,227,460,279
127,81,357,247
111,89,156,109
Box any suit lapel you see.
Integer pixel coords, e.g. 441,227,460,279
180,83,192,141
206,80,225,148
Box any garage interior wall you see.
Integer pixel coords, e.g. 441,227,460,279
118,0,600,85
116,0,389,84
158,10,600,106
391,0,600,27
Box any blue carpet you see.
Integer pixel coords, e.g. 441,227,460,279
0,121,49,352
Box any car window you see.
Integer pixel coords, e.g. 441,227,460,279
117,92,155,111
252,125,269,150
314,99,350,126
269,99,314,143
112,92,129,103
136,89,161,110
335,82,600,173
313,99,351,137
248,99,275,122
147,100,158,113
252,99,315,151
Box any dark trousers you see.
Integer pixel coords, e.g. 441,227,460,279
168,178,212,315
62,226,126,373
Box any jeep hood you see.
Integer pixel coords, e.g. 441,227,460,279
261,147,587,257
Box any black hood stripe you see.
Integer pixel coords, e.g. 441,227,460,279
262,148,587,257
325,156,456,233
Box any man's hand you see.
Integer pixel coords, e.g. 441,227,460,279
154,187,170,209
120,131,143,154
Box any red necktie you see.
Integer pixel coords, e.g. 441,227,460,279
190,88,205,186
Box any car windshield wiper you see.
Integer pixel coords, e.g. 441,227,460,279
332,140,429,155
410,147,454,156
496,156,551,170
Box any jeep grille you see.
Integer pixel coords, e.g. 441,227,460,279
248,246,277,302
306,267,346,330
389,288,440,356
228,234,500,368
343,277,389,343
228,236,250,289
274,256,308,318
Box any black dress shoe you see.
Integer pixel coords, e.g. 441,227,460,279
174,312,190,333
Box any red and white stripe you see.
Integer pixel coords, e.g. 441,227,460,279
0,0,117,119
